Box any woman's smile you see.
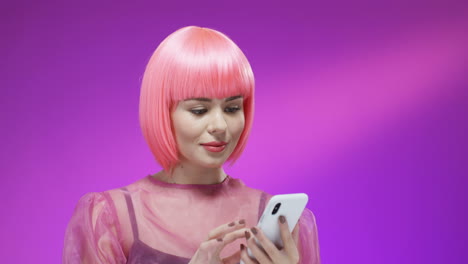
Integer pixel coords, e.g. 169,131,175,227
201,143,227,153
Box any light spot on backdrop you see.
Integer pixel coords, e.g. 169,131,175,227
247,20,467,183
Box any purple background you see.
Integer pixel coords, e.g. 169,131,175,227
2,0,467,263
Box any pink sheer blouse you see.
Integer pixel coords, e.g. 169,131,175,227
62,175,321,263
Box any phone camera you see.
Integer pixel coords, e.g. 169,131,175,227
271,203,281,215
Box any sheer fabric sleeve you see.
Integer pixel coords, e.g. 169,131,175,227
62,192,127,264
297,208,321,264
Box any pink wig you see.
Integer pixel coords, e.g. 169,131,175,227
139,26,255,172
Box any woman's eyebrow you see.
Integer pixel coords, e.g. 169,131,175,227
183,95,243,102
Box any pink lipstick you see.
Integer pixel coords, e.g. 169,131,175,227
201,141,227,152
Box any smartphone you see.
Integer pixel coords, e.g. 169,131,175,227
243,193,308,262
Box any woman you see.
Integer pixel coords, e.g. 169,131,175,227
63,26,321,264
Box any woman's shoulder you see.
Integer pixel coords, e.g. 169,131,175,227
88,175,154,199
71,189,125,224
228,176,274,200
230,180,319,222
71,181,141,252
71,175,149,219
65,189,134,261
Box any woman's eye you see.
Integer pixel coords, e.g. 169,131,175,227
190,109,207,115
225,107,241,113
190,107,240,115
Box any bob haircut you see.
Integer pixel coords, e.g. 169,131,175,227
139,26,255,172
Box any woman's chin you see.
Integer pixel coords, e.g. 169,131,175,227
181,154,229,169
201,161,224,169
196,158,228,169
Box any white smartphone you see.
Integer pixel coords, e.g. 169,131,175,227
242,193,308,262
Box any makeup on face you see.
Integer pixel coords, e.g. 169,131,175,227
201,144,227,152
171,95,245,168
182,96,243,115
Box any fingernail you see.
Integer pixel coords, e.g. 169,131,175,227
239,219,245,225
251,227,258,235
245,231,251,239
217,238,223,242
279,215,286,224
228,221,235,227
240,244,245,250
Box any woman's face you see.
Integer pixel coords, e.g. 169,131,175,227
171,95,245,168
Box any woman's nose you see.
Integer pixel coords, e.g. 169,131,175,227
207,109,227,134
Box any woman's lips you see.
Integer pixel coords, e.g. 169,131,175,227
201,143,227,152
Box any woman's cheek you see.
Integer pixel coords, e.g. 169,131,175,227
235,118,245,136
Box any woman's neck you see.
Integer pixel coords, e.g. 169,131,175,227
155,161,227,185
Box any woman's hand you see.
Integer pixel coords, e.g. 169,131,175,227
189,219,249,264
240,215,300,264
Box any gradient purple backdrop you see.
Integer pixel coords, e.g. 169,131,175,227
1,0,467,263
